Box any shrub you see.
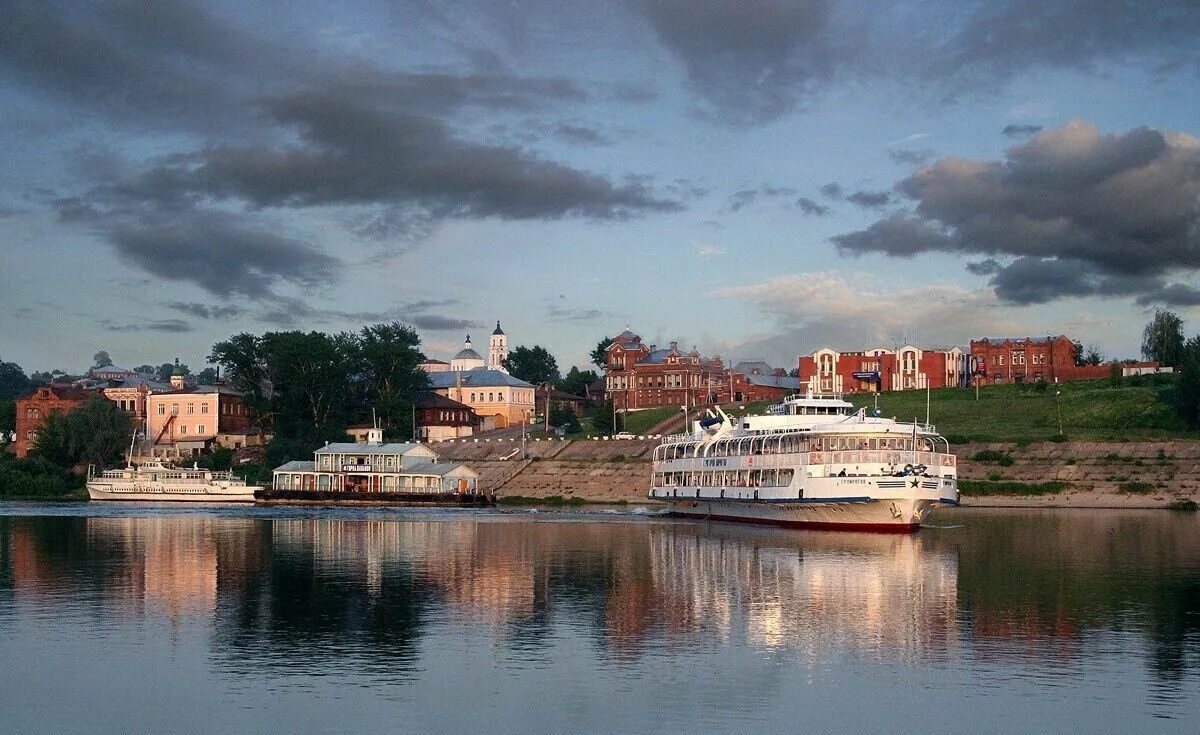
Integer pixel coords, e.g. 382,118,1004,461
971,449,1008,462
1048,434,1068,442
1066,457,1077,465
1166,498,1198,511
959,480,1068,496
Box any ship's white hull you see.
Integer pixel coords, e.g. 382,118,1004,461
661,496,950,532
86,481,260,503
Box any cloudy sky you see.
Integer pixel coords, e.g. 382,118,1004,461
1,0,1198,373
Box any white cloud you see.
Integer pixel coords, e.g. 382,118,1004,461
696,244,727,258
885,132,929,147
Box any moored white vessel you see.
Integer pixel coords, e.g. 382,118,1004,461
650,391,959,531
87,460,260,502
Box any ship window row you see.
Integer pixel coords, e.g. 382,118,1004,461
655,434,933,460
652,469,795,488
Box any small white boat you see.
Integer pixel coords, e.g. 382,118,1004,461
650,391,959,532
86,460,260,503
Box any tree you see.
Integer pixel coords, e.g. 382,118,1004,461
133,365,155,375
356,322,427,439
210,334,270,429
195,367,219,384
588,400,616,435
1142,309,1185,367
0,399,15,435
1084,346,1103,366
155,362,190,383
549,405,581,434
504,345,560,385
556,366,598,397
261,331,357,436
0,358,31,399
590,336,613,370
32,397,133,469
1174,336,1200,427
92,351,113,369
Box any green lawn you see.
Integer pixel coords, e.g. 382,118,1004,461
844,378,1190,442
620,406,681,434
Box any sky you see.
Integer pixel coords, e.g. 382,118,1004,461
1,0,1198,374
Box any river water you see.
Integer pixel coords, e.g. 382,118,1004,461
0,503,1196,733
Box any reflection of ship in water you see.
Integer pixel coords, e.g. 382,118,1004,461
649,525,960,656
83,517,261,619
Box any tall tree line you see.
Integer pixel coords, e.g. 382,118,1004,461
208,323,428,459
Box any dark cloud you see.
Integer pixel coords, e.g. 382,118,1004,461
818,182,843,199
1136,283,1200,307
1002,124,1043,138
109,213,339,299
833,120,1200,304
726,184,796,212
796,197,829,216
552,124,612,146
845,190,893,208
165,302,244,320
888,148,935,165
925,1,1200,95
110,87,679,220
629,0,839,123
833,216,954,257
254,297,478,331
965,258,1002,275
103,318,194,333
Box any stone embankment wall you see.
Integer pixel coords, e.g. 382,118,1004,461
954,440,1199,507
433,437,656,503
431,438,1200,506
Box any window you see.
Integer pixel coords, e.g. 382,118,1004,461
197,424,205,434
157,405,165,415
201,404,208,414
187,403,194,414
180,425,187,434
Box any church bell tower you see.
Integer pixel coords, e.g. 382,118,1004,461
489,321,508,372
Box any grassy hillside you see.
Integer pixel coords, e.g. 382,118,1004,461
845,377,1188,442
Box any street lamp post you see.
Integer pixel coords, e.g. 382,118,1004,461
1055,390,1063,435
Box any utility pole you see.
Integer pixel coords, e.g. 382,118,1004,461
1055,390,1063,435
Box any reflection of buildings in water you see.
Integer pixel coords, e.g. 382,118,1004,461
270,519,538,624
648,526,960,658
83,517,261,620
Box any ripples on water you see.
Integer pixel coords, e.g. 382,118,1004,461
0,502,1197,733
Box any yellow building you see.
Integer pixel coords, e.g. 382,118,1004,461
425,370,535,430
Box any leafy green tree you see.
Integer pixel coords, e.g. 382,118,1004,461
195,367,219,384
155,362,189,382
261,331,356,435
1084,346,1104,366
1109,361,1124,386
0,399,14,434
590,336,613,370
92,351,113,369
1175,336,1200,427
357,322,427,439
588,400,616,435
1142,309,1185,367
0,358,32,399
504,345,560,385
32,397,133,469
210,333,271,430
134,364,156,375
549,405,581,433
556,366,598,397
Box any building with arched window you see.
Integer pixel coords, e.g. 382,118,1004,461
798,346,969,393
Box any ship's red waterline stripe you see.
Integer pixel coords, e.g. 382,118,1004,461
669,512,921,534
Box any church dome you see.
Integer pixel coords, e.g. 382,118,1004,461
492,321,505,336
454,347,482,360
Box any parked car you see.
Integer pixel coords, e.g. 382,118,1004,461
613,432,635,440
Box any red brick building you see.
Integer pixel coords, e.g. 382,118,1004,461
603,329,801,409
969,336,1109,384
13,384,95,458
798,346,968,394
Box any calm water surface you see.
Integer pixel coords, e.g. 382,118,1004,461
0,502,1197,733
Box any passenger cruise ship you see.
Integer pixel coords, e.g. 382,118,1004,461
649,391,959,531
87,460,260,502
